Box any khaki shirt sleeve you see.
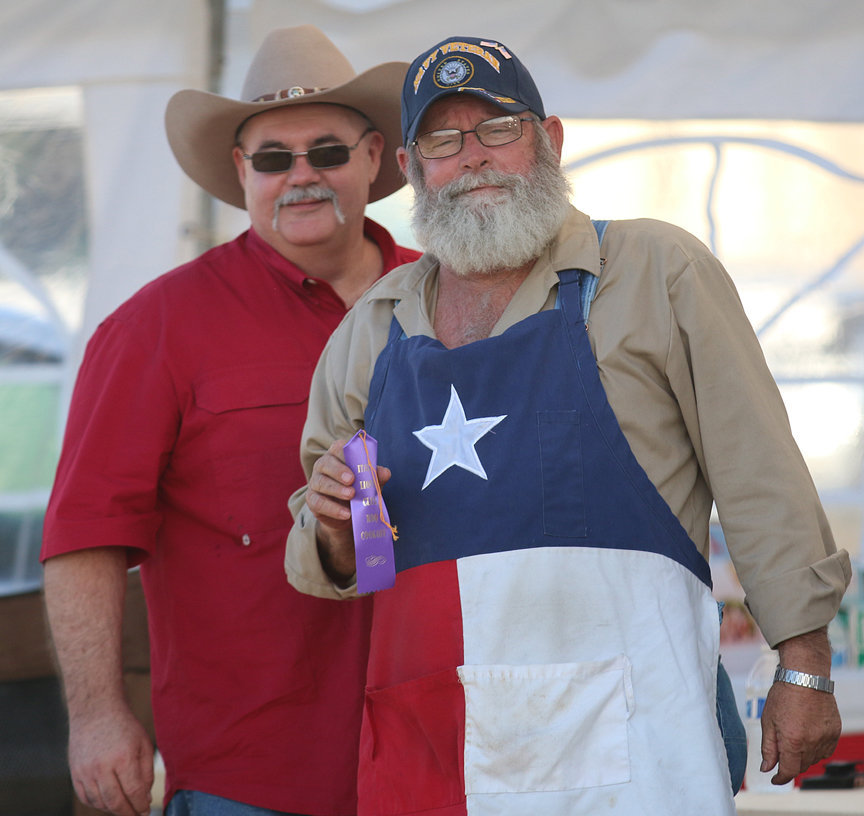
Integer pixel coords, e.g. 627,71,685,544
284,278,407,600
285,214,852,636
664,239,851,645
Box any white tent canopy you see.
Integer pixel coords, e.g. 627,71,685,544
2,0,863,344
0,0,862,598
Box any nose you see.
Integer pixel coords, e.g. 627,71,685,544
282,153,324,186
459,130,491,170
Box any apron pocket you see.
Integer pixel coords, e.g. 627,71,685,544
361,668,466,815
538,410,587,537
459,654,633,794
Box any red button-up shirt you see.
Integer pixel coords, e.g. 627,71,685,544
43,222,420,813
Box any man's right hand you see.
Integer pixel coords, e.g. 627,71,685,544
69,704,154,815
43,549,153,815
305,439,390,584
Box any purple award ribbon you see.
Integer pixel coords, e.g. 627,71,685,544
343,430,396,593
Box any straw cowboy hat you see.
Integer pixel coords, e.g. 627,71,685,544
165,25,408,209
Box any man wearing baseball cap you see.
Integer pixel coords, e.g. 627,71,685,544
41,25,418,816
286,35,850,814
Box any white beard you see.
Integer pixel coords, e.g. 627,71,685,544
406,136,571,277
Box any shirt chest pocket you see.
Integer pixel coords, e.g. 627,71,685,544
192,363,313,539
194,363,313,415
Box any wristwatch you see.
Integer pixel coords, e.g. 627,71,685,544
773,665,834,694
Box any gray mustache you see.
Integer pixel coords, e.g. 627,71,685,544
275,186,338,207
272,185,345,227
439,171,520,201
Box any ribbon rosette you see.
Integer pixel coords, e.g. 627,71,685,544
342,430,397,593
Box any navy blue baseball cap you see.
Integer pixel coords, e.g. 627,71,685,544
401,36,546,146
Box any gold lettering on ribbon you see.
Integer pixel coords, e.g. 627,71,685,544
360,529,387,540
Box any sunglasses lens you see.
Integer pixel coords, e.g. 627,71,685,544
307,144,351,168
250,151,294,173
248,142,354,173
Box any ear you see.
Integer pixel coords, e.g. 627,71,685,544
539,115,565,160
396,146,409,176
365,129,385,183
232,145,248,185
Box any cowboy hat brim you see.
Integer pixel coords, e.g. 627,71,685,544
165,61,409,209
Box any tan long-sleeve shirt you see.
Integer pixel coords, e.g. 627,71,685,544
285,206,850,645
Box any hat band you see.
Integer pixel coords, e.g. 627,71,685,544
251,86,327,102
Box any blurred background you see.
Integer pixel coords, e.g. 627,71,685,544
1,1,862,812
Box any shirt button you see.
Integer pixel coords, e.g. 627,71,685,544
241,534,251,547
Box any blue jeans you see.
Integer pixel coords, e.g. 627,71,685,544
717,657,747,794
165,790,308,816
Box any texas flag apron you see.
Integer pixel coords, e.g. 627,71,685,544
359,255,735,814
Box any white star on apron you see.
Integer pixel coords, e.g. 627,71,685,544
413,384,507,489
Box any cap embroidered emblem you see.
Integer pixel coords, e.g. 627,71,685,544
434,57,473,88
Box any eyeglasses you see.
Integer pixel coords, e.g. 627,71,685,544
241,127,373,173
412,115,534,159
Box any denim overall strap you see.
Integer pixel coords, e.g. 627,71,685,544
578,219,609,322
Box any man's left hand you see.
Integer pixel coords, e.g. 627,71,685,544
758,627,842,785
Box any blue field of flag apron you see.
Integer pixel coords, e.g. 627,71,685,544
360,255,735,814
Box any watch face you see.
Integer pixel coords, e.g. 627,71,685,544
434,57,474,88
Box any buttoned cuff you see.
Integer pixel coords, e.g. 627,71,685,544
745,550,852,647
284,501,359,600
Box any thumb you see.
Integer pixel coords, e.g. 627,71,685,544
760,716,779,773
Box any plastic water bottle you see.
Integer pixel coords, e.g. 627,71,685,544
744,646,794,793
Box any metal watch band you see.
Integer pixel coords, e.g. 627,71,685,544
773,665,834,694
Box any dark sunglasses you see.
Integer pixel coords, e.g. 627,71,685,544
241,127,373,174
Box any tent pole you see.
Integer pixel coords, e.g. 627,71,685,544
196,0,227,254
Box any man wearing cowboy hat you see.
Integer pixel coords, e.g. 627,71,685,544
41,25,418,816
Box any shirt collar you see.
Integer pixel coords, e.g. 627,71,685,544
246,217,404,300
